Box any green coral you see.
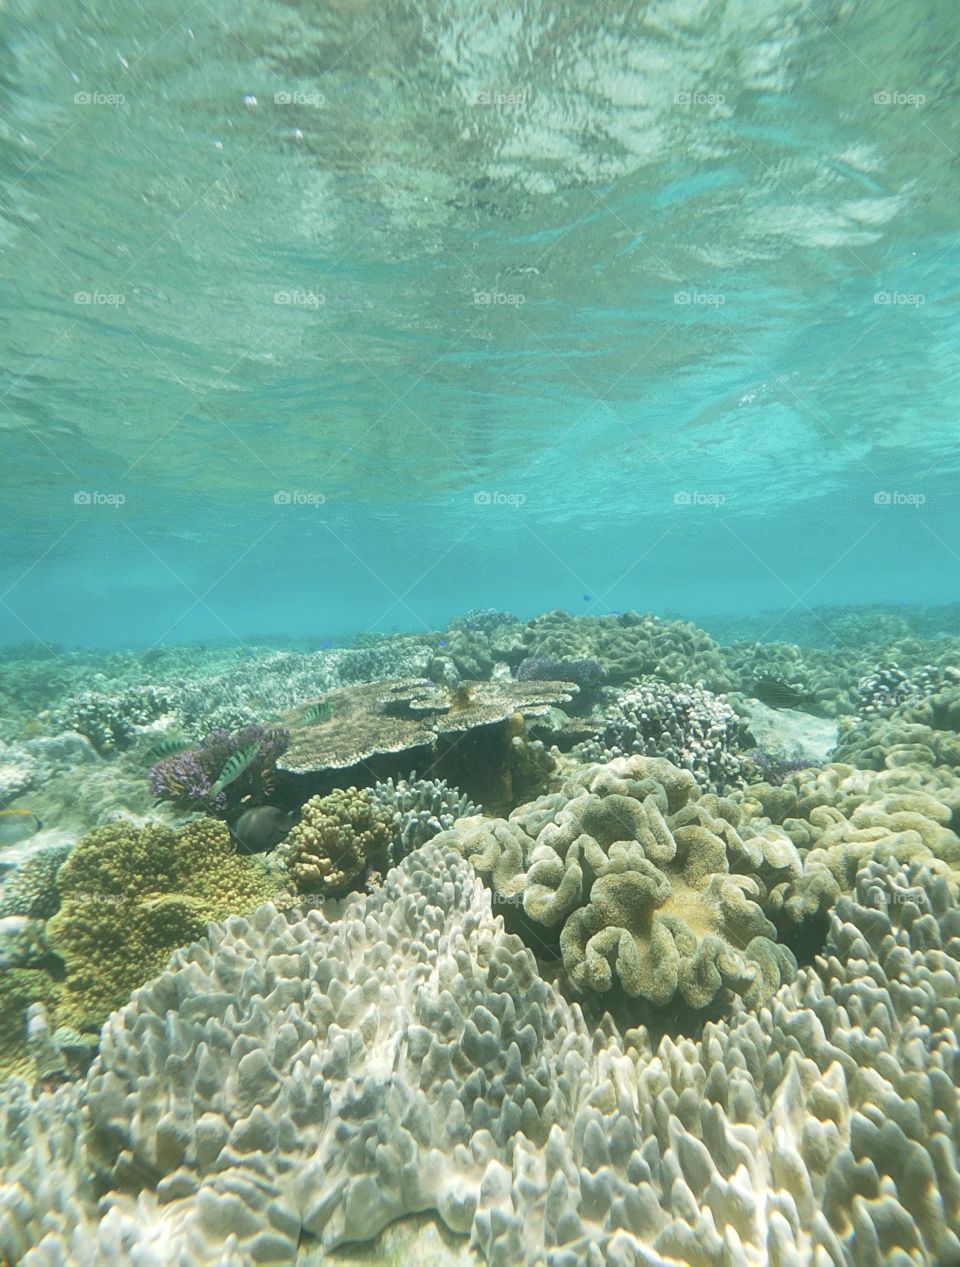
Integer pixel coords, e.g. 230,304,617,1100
46,818,280,1029
441,755,800,1011
0,969,62,1079
275,786,393,893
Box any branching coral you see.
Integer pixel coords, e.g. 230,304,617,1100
274,786,393,892
0,844,72,920
369,773,479,861
578,678,750,791
148,724,289,816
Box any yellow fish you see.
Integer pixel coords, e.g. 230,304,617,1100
0,809,43,846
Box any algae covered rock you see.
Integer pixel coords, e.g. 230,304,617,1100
45,817,281,1029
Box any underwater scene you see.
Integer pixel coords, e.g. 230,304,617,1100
3,1,960,1264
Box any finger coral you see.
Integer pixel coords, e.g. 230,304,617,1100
274,785,393,892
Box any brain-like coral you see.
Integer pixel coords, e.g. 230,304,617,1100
440,755,800,1009
273,786,393,892
2,845,960,1265
44,817,280,1030
578,678,750,791
522,608,732,688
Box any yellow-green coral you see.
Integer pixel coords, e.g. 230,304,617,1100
0,969,62,1079
45,817,280,1029
276,786,393,893
439,755,800,1011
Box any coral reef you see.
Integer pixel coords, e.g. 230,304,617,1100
516,654,606,690
439,755,800,1010
0,844,72,920
1,844,959,1264
149,724,289,817
370,773,480,861
45,817,281,1030
577,679,750,792
273,786,393,893
49,685,180,752
523,608,731,688
0,969,62,1080
276,678,575,808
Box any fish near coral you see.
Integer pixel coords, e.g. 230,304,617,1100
0,810,43,847
753,676,814,710
230,806,296,853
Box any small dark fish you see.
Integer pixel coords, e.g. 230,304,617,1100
230,806,297,853
296,700,333,726
753,676,814,710
210,741,262,797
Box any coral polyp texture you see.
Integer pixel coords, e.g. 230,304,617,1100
438,755,801,1010
578,678,750,791
273,785,394,892
45,817,281,1030
1,843,959,1265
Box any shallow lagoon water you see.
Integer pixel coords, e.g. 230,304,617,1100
3,3,960,1265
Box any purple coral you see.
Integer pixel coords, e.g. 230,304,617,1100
517,655,606,690
150,724,289,816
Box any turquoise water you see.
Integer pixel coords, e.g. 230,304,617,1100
3,0,960,646
7,8,960,1264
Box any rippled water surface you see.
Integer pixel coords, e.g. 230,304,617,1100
2,0,960,643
